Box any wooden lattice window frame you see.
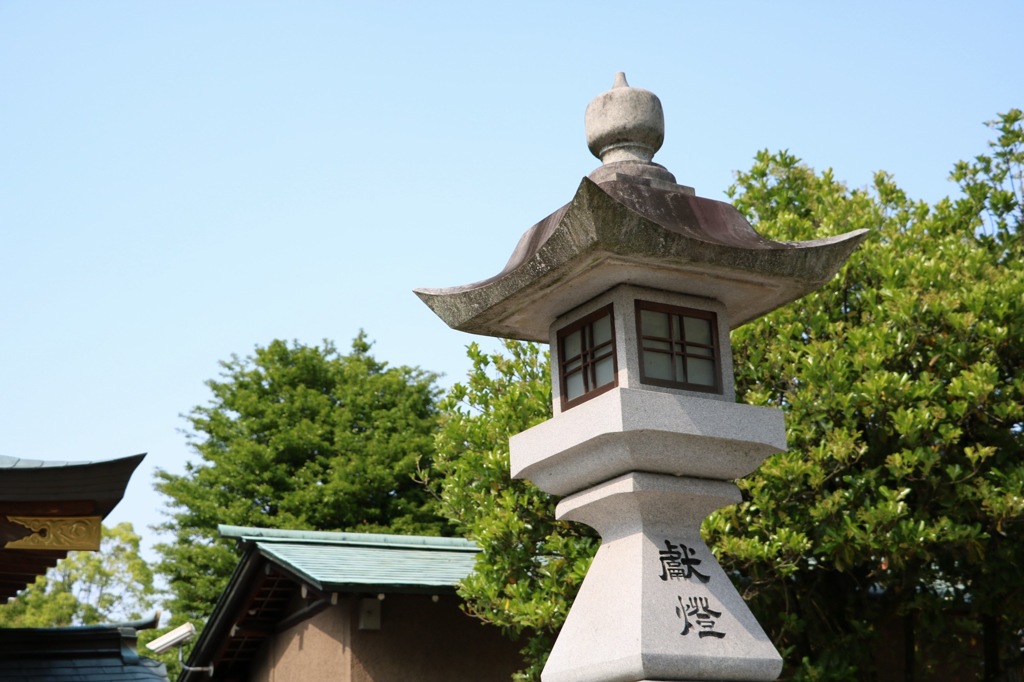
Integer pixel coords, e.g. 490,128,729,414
557,305,618,410
635,300,721,393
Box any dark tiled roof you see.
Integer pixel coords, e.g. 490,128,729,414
0,618,169,681
0,452,145,510
0,655,169,681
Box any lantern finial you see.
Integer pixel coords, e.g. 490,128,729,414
585,72,665,165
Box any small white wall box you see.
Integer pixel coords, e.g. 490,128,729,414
359,598,381,630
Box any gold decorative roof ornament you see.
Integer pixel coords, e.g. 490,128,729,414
4,516,102,551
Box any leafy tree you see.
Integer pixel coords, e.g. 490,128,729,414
155,334,445,622
0,522,156,627
429,340,597,681
434,110,1024,681
709,108,1024,681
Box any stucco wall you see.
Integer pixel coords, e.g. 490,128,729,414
349,593,522,682
249,604,349,682
247,594,521,681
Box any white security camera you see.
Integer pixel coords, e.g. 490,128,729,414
146,622,197,655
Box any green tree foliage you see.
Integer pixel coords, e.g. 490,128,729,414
0,523,156,627
707,108,1024,681
155,334,445,622
429,341,597,681
435,111,1023,681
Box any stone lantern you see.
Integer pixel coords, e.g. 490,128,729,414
416,73,867,682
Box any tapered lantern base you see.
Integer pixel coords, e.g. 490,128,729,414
541,472,782,682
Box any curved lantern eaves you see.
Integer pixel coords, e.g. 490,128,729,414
415,176,867,342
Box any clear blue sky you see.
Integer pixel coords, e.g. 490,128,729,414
2,2,1021,566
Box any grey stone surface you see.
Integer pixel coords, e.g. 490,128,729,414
587,160,688,190
585,72,665,165
543,472,783,682
510,387,785,497
414,175,868,342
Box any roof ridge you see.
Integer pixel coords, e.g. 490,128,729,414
218,525,479,550
0,452,146,469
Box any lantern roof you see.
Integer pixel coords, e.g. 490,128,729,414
415,73,867,342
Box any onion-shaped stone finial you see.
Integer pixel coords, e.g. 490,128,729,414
585,72,665,164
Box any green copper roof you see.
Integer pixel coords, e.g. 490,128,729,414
220,524,477,549
219,525,479,592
